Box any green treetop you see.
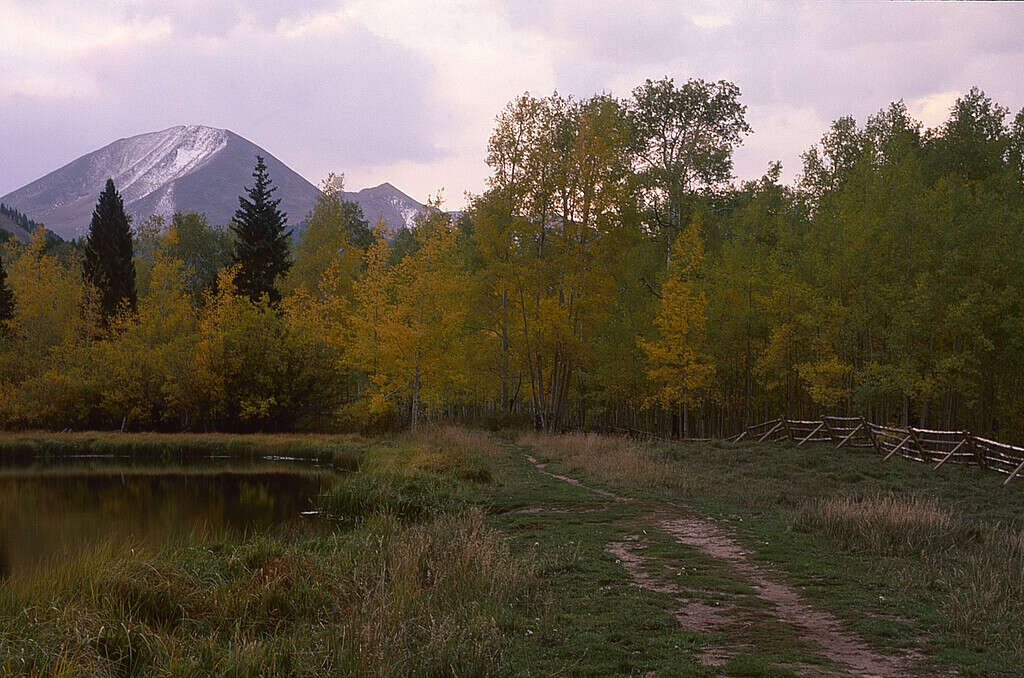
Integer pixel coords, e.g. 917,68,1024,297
0,252,15,332
83,178,137,320
231,155,292,304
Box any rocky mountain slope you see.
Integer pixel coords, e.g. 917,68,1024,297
1,126,426,239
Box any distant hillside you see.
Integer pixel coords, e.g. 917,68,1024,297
0,202,63,244
0,203,41,241
1,126,429,240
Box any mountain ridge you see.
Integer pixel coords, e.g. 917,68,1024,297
1,125,428,240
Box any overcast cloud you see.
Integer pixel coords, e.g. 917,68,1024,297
2,0,1022,208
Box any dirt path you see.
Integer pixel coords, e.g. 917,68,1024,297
524,453,915,677
606,538,734,668
524,454,628,502
661,518,912,677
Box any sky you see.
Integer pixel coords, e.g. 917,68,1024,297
2,0,1023,209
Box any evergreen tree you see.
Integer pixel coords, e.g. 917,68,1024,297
0,252,15,332
83,179,137,320
231,156,292,304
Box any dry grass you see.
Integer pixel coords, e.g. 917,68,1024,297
419,425,505,457
346,509,540,674
0,509,540,676
795,491,1024,655
517,431,689,492
943,530,1024,642
363,426,497,483
795,493,959,556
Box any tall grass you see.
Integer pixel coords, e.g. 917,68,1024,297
420,425,505,458
319,471,468,521
0,509,539,676
517,431,685,491
795,491,1024,658
794,493,961,556
0,427,536,675
943,530,1024,643
317,427,497,523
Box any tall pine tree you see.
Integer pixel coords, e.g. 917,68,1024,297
231,155,292,304
0,252,14,333
83,178,137,320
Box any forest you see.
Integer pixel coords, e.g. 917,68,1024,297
1,79,1023,439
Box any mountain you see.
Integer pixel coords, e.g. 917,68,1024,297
345,182,427,232
0,208,33,242
0,202,62,244
0,125,427,240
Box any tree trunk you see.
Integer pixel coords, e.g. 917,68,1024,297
410,367,420,433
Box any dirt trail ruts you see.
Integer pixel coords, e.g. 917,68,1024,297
607,539,733,667
524,454,628,502
660,518,912,678
524,453,915,677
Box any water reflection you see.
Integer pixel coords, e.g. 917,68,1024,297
0,463,331,578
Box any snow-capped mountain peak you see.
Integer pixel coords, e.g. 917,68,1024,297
108,125,228,204
1,126,429,240
1,125,319,238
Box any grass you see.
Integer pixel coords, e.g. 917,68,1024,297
0,510,540,676
2,426,1024,675
0,431,537,677
519,431,1024,675
794,492,962,555
794,492,1024,662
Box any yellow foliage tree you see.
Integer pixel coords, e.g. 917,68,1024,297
85,254,200,428
640,218,715,436
345,214,467,430
288,173,366,297
192,267,345,430
0,228,91,426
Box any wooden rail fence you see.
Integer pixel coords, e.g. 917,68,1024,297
726,416,1024,485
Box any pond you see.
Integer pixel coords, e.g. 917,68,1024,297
0,455,335,579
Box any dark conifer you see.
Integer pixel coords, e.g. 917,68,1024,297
82,179,137,320
0,253,15,333
230,155,292,304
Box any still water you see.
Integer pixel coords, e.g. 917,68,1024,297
0,456,333,579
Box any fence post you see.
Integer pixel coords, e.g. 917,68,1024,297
757,420,784,443
782,417,794,445
933,434,969,470
882,432,913,461
1003,457,1024,485
907,427,927,462
797,421,825,447
820,417,838,445
862,417,882,455
969,435,986,470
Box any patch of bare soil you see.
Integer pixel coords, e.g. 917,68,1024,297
661,518,914,678
607,539,734,668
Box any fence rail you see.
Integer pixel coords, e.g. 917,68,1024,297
725,416,1024,485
